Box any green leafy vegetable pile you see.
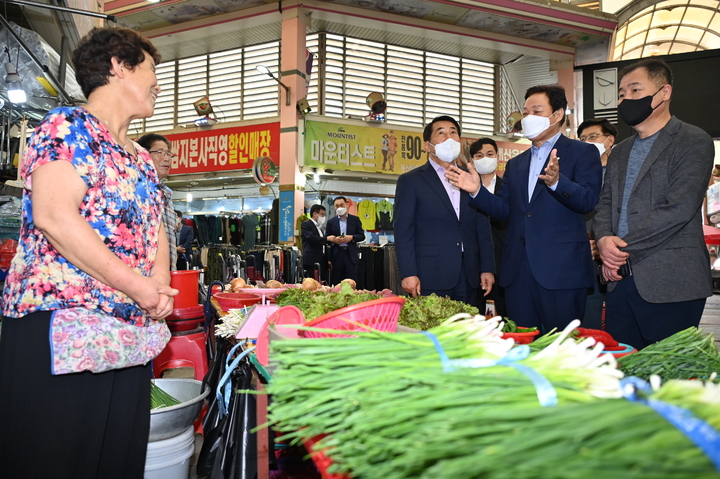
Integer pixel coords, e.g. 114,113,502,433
276,283,382,322
397,294,478,330
619,327,720,382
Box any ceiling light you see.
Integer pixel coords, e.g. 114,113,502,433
256,64,290,106
5,63,26,104
186,192,193,202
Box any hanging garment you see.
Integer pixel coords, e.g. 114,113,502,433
357,199,378,231
376,199,394,230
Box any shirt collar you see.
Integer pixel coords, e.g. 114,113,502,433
531,131,562,154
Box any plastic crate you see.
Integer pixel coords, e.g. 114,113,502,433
301,297,405,338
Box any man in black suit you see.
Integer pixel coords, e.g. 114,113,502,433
394,116,495,306
301,204,329,282
326,196,365,285
470,138,507,316
175,210,194,270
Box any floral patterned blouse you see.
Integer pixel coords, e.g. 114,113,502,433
2,106,163,326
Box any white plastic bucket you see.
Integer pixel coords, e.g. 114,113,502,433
144,426,194,479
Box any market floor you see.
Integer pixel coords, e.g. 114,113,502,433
700,291,720,350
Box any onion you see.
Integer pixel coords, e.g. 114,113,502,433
302,278,320,291
230,277,247,292
266,280,283,288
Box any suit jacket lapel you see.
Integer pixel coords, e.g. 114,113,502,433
631,117,678,197
517,150,532,204
420,161,457,218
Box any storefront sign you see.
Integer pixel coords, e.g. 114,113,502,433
165,122,280,175
304,121,529,175
279,191,294,243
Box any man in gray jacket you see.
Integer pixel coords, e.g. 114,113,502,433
593,58,713,350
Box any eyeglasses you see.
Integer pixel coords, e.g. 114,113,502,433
579,133,607,143
149,149,176,159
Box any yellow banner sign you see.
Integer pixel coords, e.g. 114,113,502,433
304,120,529,175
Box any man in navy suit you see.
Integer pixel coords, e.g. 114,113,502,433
301,204,329,282
394,116,495,306
446,85,602,330
325,196,365,285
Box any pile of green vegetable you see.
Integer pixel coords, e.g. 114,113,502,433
277,287,478,330
397,294,479,330
619,327,720,382
500,317,537,333
276,283,382,321
150,381,181,409
264,319,720,478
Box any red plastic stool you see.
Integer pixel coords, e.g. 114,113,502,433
153,327,209,381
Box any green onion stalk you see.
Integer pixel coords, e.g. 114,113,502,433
618,327,720,382
265,318,626,477
412,378,720,479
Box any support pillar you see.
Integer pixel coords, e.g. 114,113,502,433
277,6,310,244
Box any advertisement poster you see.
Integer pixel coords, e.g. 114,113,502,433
279,191,294,243
304,121,529,175
165,122,280,175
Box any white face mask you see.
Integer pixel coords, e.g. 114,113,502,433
431,138,461,163
521,112,559,140
316,215,326,226
336,207,347,217
591,139,608,157
473,157,498,175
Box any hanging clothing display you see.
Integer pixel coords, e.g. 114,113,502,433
376,199,394,230
242,214,259,250
357,199,378,231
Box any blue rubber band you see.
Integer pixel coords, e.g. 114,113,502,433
421,331,454,373
425,338,558,407
217,345,256,418
621,377,720,472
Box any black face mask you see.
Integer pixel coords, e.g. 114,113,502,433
618,87,665,126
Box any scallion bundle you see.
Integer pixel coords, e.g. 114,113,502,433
150,381,181,409
266,317,625,478
619,327,720,381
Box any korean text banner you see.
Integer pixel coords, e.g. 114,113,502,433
304,121,529,174
165,122,280,175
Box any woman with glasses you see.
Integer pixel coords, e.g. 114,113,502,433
0,27,177,478
139,133,179,270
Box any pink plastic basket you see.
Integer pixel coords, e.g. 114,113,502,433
301,297,405,338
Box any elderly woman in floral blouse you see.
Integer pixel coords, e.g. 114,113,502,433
0,27,177,478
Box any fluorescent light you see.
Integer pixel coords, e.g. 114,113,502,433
5,63,26,104
7,85,26,104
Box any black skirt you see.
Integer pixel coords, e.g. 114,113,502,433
0,311,152,479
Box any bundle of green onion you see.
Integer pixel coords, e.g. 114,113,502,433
150,381,181,409
619,327,720,382
266,317,627,478
412,379,720,479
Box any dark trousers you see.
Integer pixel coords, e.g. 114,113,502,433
583,268,606,330
421,262,477,306
0,311,152,479
330,247,358,285
605,275,706,350
505,252,586,331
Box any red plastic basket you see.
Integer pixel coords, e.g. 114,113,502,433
301,297,405,338
213,292,262,311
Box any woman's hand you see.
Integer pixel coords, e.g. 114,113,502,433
132,277,178,319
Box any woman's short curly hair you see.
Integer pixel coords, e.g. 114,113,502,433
72,27,161,99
